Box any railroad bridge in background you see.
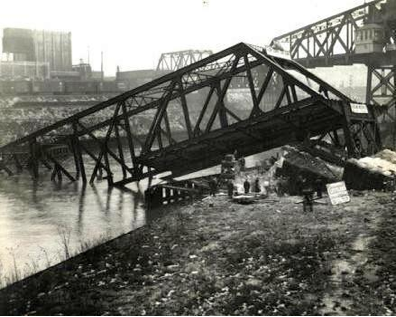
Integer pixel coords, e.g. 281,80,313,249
0,43,381,186
271,0,396,122
156,50,213,72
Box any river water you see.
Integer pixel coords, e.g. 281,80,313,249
0,153,153,286
0,150,276,287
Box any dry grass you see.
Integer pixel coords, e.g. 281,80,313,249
0,192,393,315
57,225,72,260
0,228,114,290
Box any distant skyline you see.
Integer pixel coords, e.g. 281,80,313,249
0,0,367,76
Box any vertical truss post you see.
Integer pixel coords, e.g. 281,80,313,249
29,138,39,179
244,55,260,117
72,122,87,184
205,55,241,132
89,103,122,185
215,82,229,129
121,102,136,167
71,138,80,180
338,100,357,157
103,147,113,186
333,129,341,147
142,81,176,154
366,64,396,148
177,77,193,139
193,85,215,136
366,65,374,106
393,65,396,149
114,122,127,179
13,154,23,172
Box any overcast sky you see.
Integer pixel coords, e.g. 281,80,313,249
0,0,367,76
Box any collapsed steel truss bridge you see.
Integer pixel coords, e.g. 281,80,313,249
0,43,381,186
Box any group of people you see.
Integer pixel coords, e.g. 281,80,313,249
243,178,261,195
208,176,263,198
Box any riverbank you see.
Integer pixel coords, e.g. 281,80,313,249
1,189,395,315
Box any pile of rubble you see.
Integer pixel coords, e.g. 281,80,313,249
343,149,396,191
274,146,340,195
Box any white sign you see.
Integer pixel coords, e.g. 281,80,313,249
350,103,368,114
326,181,350,205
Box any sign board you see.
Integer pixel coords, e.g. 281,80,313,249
350,103,368,114
326,181,350,205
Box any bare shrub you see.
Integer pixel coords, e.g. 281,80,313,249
6,246,20,284
57,225,72,260
77,232,112,253
39,245,52,268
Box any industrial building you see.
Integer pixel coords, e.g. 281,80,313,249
0,28,211,95
0,27,108,91
2,28,72,76
116,69,170,90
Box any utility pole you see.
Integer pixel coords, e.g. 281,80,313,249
101,51,104,81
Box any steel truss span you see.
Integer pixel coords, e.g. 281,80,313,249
271,0,396,119
0,43,381,186
156,50,213,72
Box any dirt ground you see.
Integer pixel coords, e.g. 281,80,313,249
1,188,396,315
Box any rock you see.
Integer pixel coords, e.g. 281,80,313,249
245,278,262,288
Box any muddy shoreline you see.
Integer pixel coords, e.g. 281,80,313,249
1,190,396,315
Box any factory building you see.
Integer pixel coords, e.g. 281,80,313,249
2,28,72,70
1,28,72,79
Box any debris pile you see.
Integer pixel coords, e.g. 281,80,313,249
275,146,340,195
343,149,396,190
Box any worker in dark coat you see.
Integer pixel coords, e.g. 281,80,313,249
301,177,314,212
209,177,218,196
243,179,250,194
254,178,261,193
227,180,234,198
314,177,324,198
239,157,246,171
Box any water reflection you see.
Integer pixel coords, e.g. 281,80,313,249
0,169,148,285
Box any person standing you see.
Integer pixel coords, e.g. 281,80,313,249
254,178,260,193
209,177,218,197
243,179,250,194
227,180,234,198
314,177,323,198
239,157,246,172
